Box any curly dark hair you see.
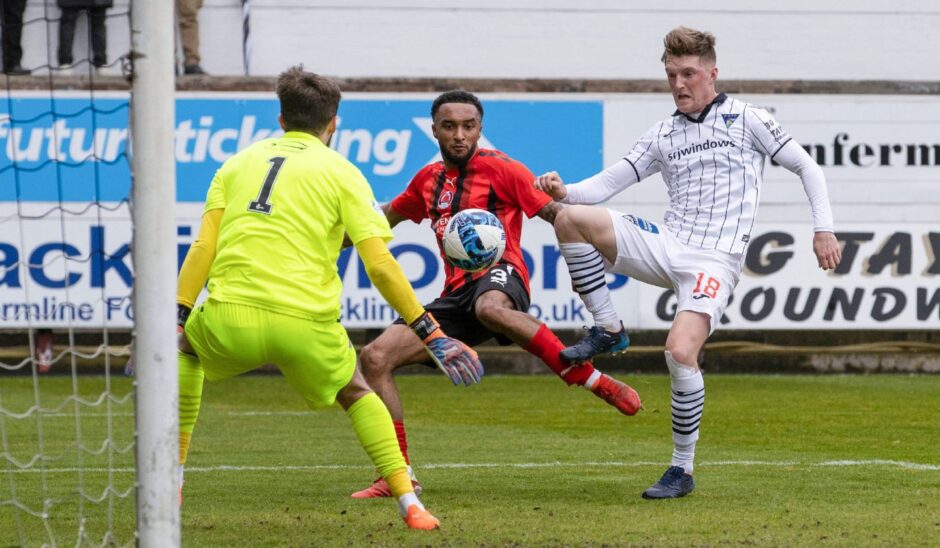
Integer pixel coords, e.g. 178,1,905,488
431,90,484,120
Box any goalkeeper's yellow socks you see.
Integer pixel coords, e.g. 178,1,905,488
178,350,205,465
178,350,205,508
346,392,411,487
384,468,413,498
179,432,192,465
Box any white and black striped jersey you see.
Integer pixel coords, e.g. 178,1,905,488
627,93,790,254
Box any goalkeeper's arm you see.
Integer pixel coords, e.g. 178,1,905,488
176,208,223,329
356,237,483,385
342,203,410,249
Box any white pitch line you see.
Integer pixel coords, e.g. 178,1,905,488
8,459,940,474
42,413,134,417
39,411,317,418
817,459,940,471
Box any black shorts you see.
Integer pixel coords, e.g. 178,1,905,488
393,264,530,365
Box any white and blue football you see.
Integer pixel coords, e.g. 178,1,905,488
442,209,506,272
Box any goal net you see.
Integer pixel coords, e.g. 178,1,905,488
0,2,177,545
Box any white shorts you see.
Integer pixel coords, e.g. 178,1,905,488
605,209,743,333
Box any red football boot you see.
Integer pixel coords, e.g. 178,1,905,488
591,374,642,416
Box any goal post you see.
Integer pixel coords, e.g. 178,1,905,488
130,0,179,545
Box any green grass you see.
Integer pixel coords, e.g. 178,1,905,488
1,374,939,546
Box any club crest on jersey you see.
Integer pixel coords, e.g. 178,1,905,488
438,190,454,210
722,114,739,128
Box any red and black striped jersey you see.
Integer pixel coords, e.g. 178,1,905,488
390,148,551,296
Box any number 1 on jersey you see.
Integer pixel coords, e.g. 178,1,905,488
248,156,286,214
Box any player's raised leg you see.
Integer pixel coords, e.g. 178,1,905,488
473,288,640,417
354,324,431,498
643,311,708,499
554,205,629,362
336,368,439,530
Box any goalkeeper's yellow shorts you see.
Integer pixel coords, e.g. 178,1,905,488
183,299,356,409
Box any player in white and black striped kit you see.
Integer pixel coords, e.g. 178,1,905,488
535,26,842,499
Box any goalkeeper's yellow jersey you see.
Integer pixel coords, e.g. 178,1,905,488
203,131,392,321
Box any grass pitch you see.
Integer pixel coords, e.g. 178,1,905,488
1,373,938,546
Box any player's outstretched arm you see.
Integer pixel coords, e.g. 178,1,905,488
533,171,568,201
177,208,223,330
381,202,409,229
356,237,483,385
408,311,483,386
536,160,640,205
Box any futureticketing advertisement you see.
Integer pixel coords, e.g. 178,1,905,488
0,93,602,203
0,92,937,330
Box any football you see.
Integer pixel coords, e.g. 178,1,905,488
442,209,506,272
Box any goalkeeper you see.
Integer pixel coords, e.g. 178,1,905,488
175,65,480,531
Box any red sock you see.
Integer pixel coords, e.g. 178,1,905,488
524,324,595,386
393,420,410,464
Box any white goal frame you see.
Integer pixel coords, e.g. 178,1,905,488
130,1,179,545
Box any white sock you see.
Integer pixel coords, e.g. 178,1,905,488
397,492,423,517
665,351,704,475
559,242,621,331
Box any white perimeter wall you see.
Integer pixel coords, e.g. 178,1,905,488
16,1,940,80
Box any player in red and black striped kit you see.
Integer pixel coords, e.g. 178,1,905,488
397,147,538,299
351,90,642,498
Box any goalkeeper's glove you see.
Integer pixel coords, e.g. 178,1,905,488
177,304,192,333
410,311,483,386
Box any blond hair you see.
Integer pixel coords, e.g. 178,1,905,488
661,26,716,64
